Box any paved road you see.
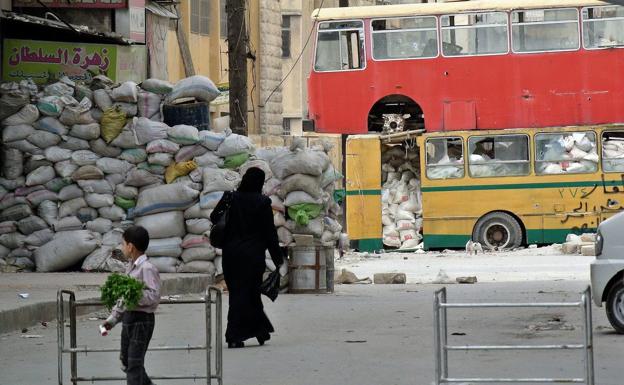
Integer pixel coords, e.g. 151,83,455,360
1,281,621,385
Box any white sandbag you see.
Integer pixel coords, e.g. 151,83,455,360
396,209,416,221
71,150,100,166
17,216,48,235
60,98,94,126
54,216,84,231
181,247,216,263
96,158,133,175
131,117,168,145
273,212,286,227
24,228,54,247
69,123,100,140
77,207,98,222
25,166,55,187
383,235,401,248
85,193,114,209
176,144,208,163
35,117,67,135
198,131,226,151
284,191,322,206
399,229,421,244
102,229,123,247
38,200,58,226
189,168,203,183
44,146,72,162
77,179,113,195
181,234,211,249
216,134,254,157
27,130,61,148
185,218,212,234
214,256,223,275
0,221,16,234
44,81,73,97
141,78,173,94
90,139,122,158
93,89,113,110
111,81,138,103
99,206,126,221
263,178,281,196
178,260,216,274
0,176,24,191
3,148,23,180
115,184,138,200
199,191,223,210
149,256,179,273
5,139,42,155
270,195,285,212
138,163,166,175
134,183,199,216
134,211,185,239
255,147,289,163
184,203,213,219
59,136,90,151
120,149,148,165
59,197,87,218
146,139,179,154
125,168,162,187
202,168,241,194
0,193,27,210
45,177,71,193
58,184,84,201
168,125,199,145
72,165,104,181
147,153,174,167
195,151,224,168
26,189,58,206
280,174,322,198
3,124,34,142
113,102,137,117
277,227,293,246
284,218,324,238
86,218,113,234
2,104,39,125
270,149,330,179
37,95,64,117
35,230,100,272
166,75,220,103
81,246,125,272
146,237,182,257
106,174,125,188
0,232,26,249
54,169,77,186
239,159,273,181
110,127,137,149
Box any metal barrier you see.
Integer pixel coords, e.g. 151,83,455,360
57,287,223,385
433,286,594,384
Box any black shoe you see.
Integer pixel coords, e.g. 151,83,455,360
228,341,244,349
256,333,270,346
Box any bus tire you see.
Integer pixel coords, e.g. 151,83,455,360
605,280,624,334
473,212,523,250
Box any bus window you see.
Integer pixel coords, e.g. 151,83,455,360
535,132,598,175
468,135,529,177
602,131,624,172
440,12,508,56
315,20,365,72
582,6,624,49
371,16,438,60
425,137,464,179
512,8,580,53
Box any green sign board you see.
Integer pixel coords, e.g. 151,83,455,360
2,39,144,84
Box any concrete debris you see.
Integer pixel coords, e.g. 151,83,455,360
581,245,595,256
335,268,371,285
456,276,477,284
432,269,454,284
373,273,406,285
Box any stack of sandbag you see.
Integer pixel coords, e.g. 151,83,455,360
537,132,598,175
381,144,422,249
603,136,624,172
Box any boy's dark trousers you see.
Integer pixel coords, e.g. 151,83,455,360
120,311,155,385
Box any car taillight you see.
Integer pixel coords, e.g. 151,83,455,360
595,230,603,256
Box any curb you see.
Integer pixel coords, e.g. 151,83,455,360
0,275,213,334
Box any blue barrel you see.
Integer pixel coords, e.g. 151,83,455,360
162,102,211,130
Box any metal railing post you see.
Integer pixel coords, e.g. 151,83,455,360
433,289,442,385
440,288,448,379
57,290,65,385
206,289,212,385
215,287,223,385
584,286,595,385
69,292,77,385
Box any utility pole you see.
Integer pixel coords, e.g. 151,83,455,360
226,0,248,135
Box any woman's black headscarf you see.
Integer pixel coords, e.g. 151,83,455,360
238,167,265,193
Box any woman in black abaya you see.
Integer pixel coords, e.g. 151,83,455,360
210,167,286,348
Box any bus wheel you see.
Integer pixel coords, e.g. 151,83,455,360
606,280,624,334
473,212,523,250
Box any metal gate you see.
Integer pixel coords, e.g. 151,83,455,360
57,287,223,384
433,286,594,384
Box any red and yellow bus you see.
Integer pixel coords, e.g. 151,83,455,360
308,0,624,134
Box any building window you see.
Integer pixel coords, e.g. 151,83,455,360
425,137,464,180
282,16,292,58
440,12,508,57
283,118,291,135
512,9,579,53
191,0,210,35
220,0,227,38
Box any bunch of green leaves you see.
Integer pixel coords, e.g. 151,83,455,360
100,273,145,311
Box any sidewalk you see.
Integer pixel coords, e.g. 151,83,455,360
0,273,212,334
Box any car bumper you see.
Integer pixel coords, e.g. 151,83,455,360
590,258,624,307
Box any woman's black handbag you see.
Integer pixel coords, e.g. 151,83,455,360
260,269,280,302
209,193,232,249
